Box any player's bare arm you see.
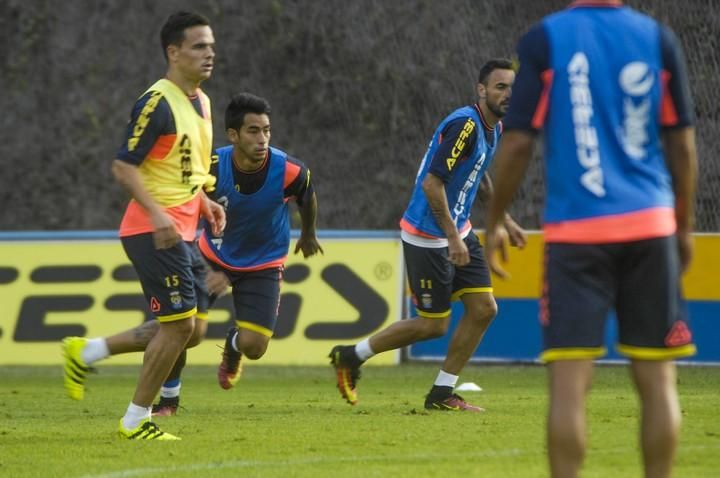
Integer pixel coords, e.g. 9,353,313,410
294,191,323,258
485,130,535,278
478,171,494,201
199,190,226,236
421,173,469,266
662,127,698,271
480,173,527,249
503,214,527,249
111,159,179,249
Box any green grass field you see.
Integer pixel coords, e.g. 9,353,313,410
0,364,718,478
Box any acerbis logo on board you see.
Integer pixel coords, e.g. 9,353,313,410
1,262,391,343
0,239,403,364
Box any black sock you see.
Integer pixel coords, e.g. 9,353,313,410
428,385,453,398
340,345,364,368
159,395,179,405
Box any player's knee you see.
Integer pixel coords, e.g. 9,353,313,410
467,296,497,324
418,317,449,339
242,340,269,360
169,318,195,341
185,332,202,348
185,319,208,348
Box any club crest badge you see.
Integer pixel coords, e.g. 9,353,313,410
169,291,182,310
421,293,432,309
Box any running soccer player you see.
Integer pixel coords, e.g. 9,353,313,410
198,92,323,390
330,59,527,411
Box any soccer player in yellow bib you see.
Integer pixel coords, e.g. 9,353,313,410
61,11,225,440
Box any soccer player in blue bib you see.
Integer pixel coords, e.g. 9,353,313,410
196,92,323,390
485,1,697,476
330,59,527,411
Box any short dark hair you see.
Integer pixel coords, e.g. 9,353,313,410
225,93,272,130
160,11,211,60
478,58,514,85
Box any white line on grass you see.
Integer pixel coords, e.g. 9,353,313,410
79,444,720,478
79,449,524,478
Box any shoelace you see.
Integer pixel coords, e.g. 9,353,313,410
218,342,240,358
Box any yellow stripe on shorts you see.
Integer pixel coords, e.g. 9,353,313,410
236,320,273,337
617,343,697,360
156,307,197,323
540,347,607,363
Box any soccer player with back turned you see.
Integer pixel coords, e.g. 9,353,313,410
485,1,697,477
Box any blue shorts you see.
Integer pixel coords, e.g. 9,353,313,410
541,235,696,362
404,232,492,319
121,234,208,322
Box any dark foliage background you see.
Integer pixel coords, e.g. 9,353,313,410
2,0,718,231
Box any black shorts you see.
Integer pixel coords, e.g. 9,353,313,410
208,263,282,337
121,234,208,322
541,235,696,362
403,232,492,319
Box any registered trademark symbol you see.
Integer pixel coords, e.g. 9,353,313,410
374,262,392,280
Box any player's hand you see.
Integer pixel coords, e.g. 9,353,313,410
201,199,226,236
294,235,324,258
206,269,230,296
676,228,694,273
448,234,470,267
484,225,511,280
504,215,527,249
151,210,181,249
